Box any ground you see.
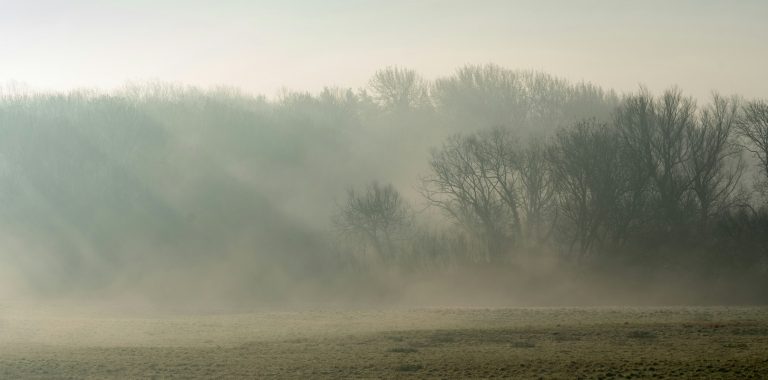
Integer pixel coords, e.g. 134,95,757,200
1,305,767,379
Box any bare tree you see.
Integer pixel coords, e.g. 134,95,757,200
432,64,530,128
517,137,557,245
368,66,430,112
421,128,521,261
432,64,618,134
737,99,768,188
615,87,697,232
333,182,411,262
549,120,627,259
687,94,744,230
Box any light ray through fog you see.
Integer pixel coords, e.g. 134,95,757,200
0,2,766,377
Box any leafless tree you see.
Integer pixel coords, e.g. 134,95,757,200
432,64,618,134
549,120,627,259
431,64,529,128
517,137,557,245
421,128,521,261
333,182,411,262
368,66,430,112
687,95,744,230
737,99,768,187
615,87,697,231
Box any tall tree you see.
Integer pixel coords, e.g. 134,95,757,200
549,120,628,259
517,138,557,245
737,99,768,192
615,88,697,232
687,95,743,230
368,67,430,112
421,128,521,261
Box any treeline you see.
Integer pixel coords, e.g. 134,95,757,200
0,64,765,303
335,85,768,295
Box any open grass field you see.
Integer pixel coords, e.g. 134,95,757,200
1,305,767,379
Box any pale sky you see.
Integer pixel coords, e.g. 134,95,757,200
1,0,766,100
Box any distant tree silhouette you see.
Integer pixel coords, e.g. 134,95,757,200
738,99,768,192
615,88,697,234
687,95,743,231
421,128,522,261
549,119,629,259
333,182,411,262
517,137,557,245
368,66,430,112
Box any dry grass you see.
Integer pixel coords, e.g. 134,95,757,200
1,306,767,378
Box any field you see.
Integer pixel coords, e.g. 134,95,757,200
1,305,767,379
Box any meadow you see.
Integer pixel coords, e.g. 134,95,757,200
1,305,767,378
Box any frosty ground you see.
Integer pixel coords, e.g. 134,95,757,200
1,306,767,379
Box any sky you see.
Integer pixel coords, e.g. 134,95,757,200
0,0,766,101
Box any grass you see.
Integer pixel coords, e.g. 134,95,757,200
626,330,656,339
510,340,536,348
0,306,767,378
387,347,419,353
395,364,423,372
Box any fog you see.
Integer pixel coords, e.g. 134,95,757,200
0,63,766,313
1,2,767,315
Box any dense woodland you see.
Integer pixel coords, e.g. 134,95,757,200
1,64,766,305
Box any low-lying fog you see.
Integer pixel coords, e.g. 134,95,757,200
1,65,767,313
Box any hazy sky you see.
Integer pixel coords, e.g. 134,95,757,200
1,0,766,100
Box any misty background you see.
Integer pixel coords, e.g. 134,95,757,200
1,1,767,310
